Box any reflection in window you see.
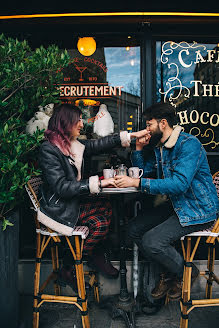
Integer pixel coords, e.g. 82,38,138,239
156,41,219,152
58,46,140,137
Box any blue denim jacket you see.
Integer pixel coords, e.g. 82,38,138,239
131,126,219,226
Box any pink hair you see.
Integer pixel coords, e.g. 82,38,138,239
45,104,82,156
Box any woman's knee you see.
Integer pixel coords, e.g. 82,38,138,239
91,216,110,236
95,199,112,218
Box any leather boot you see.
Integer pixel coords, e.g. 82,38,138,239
167,277,183,300
151,273,173,299
87,252,119,279
56,266,90,292
168,264,199,300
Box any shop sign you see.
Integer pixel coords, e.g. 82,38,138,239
158,41,219,151
59,84,123,98
57,52,123,103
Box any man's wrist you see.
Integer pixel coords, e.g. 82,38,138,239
134,178,140,188
136,145,143,151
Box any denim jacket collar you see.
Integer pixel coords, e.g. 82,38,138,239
164,125,182,149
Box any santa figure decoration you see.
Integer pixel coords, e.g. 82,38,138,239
93,103,114,137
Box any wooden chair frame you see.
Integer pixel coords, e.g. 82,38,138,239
25,176,99,328
180,171,219,328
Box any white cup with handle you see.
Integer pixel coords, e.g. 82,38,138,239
103,168,115,179
128,167,143,179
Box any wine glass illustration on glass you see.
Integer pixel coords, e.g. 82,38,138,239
75,64,87,81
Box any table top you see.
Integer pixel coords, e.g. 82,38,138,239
101,187,138,194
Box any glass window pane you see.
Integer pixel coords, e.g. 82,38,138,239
156,41,219,153
58,46,140,136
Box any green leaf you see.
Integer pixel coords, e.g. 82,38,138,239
2,218,14,231
0,33,71,222
3,123,8,134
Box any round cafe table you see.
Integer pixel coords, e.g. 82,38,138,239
100,187,139,328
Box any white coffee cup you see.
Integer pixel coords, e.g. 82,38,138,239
128,167,143,178
103,168,115,179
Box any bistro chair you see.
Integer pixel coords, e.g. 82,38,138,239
25,175,99,328
180,171,219,328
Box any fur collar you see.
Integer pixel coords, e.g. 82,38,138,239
164,125,182,148
70,140,85,181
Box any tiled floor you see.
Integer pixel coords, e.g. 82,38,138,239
19,292,219,328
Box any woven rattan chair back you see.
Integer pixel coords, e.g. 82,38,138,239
212,171,219,198
26,175,43,211
205,171,219,244
25,175,98,328
180,171,219,328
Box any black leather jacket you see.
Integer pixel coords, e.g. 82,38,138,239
39,134,121,228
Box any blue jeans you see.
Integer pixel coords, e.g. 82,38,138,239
128,201,212,278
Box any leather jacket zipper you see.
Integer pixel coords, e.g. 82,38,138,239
49,193,59,204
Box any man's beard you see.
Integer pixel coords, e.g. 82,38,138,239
149,128,163,148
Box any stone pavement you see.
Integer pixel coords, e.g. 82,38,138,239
19,293,219,328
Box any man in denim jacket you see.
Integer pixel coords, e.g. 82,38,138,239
115,102,219,300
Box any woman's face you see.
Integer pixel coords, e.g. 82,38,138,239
71,115,84,138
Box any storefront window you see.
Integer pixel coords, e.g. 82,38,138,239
156,41,219,153
58,46,140,137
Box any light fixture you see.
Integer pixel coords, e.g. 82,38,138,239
77,37,96,56
75,99,97,107
126,46,130,51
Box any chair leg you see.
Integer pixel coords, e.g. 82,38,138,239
165,294,169,305
33,233,41,328
55,244,61,295
74,236,90,328
86,271,99,303
51,243,60,296
206,243,215,299
94,280,100,303
180,237,192,328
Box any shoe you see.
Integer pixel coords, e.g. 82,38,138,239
151,273,173,299
87,252,119,279
168,265,199,300
167,277,183,300
56,267,90,292
56,266,78,292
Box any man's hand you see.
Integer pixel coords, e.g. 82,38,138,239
130,129,151,150
114,176,140,188
136,134,151,150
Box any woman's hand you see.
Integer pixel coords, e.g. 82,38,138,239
101,178,117,188
130,129,150,140
114,176,140,188
136,134,151,150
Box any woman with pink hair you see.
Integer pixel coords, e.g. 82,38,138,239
38,103,147,286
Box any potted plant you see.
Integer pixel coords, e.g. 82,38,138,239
0,33,70,327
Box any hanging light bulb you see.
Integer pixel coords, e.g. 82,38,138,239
77,37,96,56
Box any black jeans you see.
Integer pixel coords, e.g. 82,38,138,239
128,201,212,278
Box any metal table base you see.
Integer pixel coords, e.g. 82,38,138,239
100,189,138,328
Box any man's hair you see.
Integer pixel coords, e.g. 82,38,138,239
144,102,177,128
